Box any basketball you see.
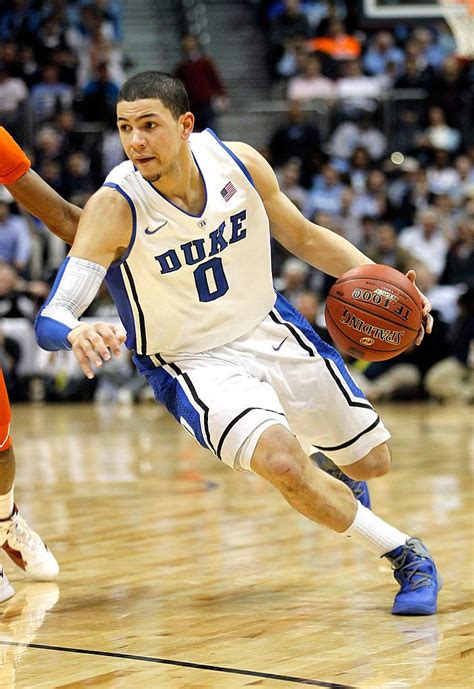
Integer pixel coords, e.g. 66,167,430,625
324,264,423,361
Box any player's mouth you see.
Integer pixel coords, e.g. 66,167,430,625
135,156,155,164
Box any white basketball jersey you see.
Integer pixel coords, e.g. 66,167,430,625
103,129,276,358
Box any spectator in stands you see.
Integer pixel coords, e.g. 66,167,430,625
394,50,433,90
49,46,78,88
428,56,471,131
0,200,31,275
0,41,24,79
66,3,117,55
363,31,405,78
34,125,62,169
30,64,74,122
350,169,395,222
55,110,85,157
367,223,415,274
16,44,38,88
306,161,346,217
61,152,94,206
287,53,335,101
347,145,371,193
38,159,65,196
397,166,430,229
268,0,311,79
274,256,311,305
453,155,474,201
412,27,453,70
307,18,361,65
0,63,28,136
268,100,321,173
0,0,41,44
387,156,420,223
34,13,70,66
0,261,36,321
76,30,125,90
425,287,474,403
426,148,459,197
275,36,308,80
335,59,384,117
328,111,386,162
398,207,449,279
415,105,461,155
174,33,228,133
357,214,378,255
81,62,119,124
440,217,474,287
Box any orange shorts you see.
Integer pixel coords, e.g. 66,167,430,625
0,369,12,450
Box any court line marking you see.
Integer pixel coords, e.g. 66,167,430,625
0,640,357,688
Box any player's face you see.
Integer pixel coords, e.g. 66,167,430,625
117,98,193,183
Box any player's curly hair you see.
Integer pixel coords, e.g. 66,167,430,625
118,71,189,120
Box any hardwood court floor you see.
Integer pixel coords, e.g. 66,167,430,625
1,401,472,688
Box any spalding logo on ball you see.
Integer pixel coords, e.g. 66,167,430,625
324,264,423,362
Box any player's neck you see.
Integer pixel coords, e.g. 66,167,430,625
151,146,204,215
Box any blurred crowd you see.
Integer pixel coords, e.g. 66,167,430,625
0,0,472,405
260,0,473,405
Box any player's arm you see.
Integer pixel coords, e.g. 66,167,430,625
0,126,81,244
35,187,131,378
228,142,432,338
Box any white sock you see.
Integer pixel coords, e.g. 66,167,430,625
344,502,409,557
0,488,14,520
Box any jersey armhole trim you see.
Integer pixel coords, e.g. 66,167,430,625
205,128,255,188
102,182,137,267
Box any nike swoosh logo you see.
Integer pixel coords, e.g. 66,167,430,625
144,220,167,235
272,336,288,352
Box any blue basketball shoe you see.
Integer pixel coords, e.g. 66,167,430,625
311,453,371,508
385,538,440,615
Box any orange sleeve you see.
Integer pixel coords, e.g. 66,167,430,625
0,368,12,451
0,126,31,185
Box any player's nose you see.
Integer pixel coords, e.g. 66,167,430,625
130,130,146,148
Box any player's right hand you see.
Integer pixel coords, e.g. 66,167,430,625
0,126,31,184
67,322,127,379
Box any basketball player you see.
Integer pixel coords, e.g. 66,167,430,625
0,126,75,601
33,72,440,615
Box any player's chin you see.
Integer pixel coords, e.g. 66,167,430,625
142,171,162,183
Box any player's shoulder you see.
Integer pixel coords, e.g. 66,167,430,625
223,141,271,179
103,160,136,187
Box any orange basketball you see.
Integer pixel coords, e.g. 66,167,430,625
324,264,423,361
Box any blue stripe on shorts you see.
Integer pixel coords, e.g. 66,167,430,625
134,359,208,449
273,292,366,400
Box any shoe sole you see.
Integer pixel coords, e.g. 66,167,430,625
0,580,15,603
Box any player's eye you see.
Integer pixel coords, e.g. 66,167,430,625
119,124,131,132
145,122,157,129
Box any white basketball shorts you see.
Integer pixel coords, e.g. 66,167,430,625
134,293,390,471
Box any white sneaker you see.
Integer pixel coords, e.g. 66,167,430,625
0,566,15,602
0,507,59,581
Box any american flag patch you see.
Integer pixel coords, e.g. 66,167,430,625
221,181,237,202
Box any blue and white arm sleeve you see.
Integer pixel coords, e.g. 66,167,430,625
35,256,107,351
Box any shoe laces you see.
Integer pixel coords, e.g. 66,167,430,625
391,544,434,591
8,515,40,552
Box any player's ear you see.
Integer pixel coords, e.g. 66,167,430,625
179,112,194,139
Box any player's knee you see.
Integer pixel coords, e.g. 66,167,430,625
345,442,391,480
251,427,306,489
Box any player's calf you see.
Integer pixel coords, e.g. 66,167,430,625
343,442,391,480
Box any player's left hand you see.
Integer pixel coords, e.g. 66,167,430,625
406,269,433,346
